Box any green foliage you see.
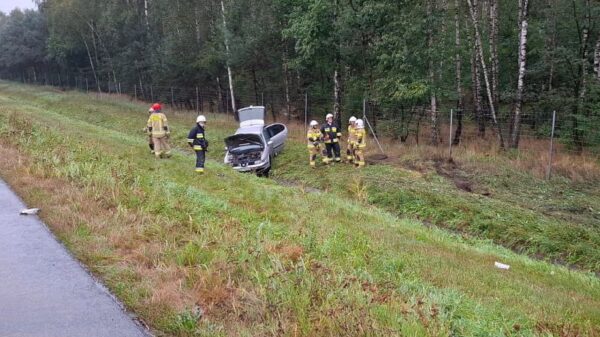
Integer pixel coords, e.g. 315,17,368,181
1,83,599,336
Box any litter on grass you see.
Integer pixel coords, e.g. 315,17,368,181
20,208,40,215
494,261,510,270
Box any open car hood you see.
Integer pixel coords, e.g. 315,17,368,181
238,106,265,127
225,133,264,150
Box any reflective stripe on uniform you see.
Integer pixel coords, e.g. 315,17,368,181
196,134,204,138
187,139,194,143
193,145,203,151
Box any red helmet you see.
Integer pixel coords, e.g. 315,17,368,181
152,103,161,111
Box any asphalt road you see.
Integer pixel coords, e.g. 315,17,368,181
0,180,150,337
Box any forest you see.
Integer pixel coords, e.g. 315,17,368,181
0,0,599,151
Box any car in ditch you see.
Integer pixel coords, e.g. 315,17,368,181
224,106,288,176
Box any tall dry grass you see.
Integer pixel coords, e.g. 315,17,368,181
285,120,600,182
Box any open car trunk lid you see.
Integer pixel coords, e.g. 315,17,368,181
238,106,265,127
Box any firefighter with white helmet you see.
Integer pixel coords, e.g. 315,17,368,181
187,115,209,173
346,116,358,163
147,103,172,158
320,113,342,164
307,120,323,168
354,119,367,167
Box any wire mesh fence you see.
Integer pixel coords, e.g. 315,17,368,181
10,74,600,180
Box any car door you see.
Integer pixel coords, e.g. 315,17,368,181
265,123,288,155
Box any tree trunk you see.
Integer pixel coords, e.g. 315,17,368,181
216,76,223,113
333,69,342,122
467,0,485,137
467,0,505,149
427,0,440,145
545,1,558,92
221,0,236,116
282,43,292,122
82,38,101,93
594,35,600,81
489,0,499,110
510,0,530,149
332,0,342,124
144,0,149,31
571,0,591,153
453,0,464,145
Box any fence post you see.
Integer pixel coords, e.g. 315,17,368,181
150,85,154,102
118,82,122,95
363,98,385,155
196,86,200,114
261,92,264,106
546,110,557,180
449,109,454,159
171,87,175,109
134,84,137,101
86,78,89,93
304,92,308,131
226,90,230,114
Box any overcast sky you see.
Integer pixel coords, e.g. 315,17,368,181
0,0,36,14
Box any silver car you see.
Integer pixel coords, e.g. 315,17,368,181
224,106,288,177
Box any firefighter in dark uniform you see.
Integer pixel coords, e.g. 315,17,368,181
320,113,342,164
187,115,209,173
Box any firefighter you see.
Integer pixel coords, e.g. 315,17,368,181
187,115,209,173
146,107,155,154
346,116,357,163
320,113,342,164
306,120,322,168
354,119,367,167
146,103,172,158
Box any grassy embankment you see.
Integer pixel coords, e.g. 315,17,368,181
0,82,599,336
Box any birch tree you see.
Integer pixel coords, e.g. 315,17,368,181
466,0,505,149
427,0,440,145
509,0,530,149
220,0,236,115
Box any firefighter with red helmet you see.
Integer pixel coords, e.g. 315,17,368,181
146,103,172,158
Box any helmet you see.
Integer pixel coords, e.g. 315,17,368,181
356,119,365,129
326,113,334,119
152,103,162,111
310,120,318,127
349,116,357,123
196,115,207,123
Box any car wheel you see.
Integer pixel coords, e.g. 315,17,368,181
257,157,272,178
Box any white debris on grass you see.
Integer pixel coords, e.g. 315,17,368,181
494,261,510,270
19,208,40,215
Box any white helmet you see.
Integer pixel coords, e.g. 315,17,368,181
356,119,365,129
326,113,334,119
196,115,207,123
349,116,357,123
310,120,318,127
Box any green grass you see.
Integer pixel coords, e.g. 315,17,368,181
274,136,600,272
0,82,599,336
